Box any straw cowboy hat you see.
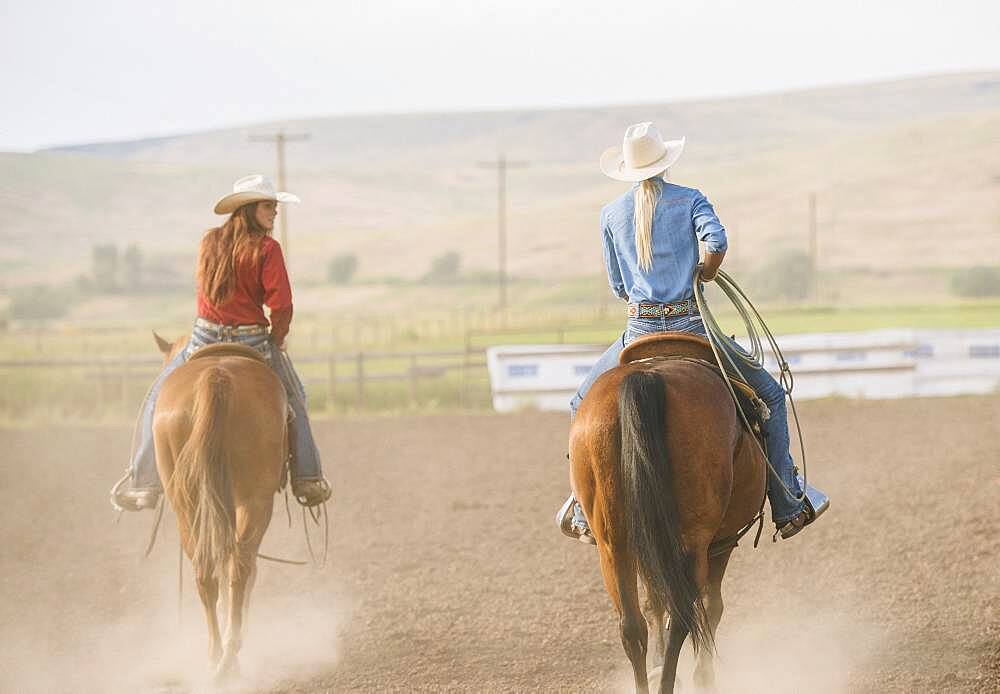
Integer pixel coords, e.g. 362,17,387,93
213,174,301,215
600,122,685,182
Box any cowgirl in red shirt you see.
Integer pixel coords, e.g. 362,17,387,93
111,175,331,511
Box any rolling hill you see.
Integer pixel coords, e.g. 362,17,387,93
2,71,998,302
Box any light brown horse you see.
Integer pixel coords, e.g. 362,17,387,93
569,346,766,693
152,334,288,679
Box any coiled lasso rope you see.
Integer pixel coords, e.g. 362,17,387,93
692,268,808,503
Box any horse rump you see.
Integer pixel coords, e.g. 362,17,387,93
618,368,712,653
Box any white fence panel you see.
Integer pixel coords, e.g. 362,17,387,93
485,328,1000,412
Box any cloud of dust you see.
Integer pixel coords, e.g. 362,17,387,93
1,561,351,694
607,608,885,693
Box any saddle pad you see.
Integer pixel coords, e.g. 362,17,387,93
621,332,756,396
187,342,267,363
619,331,718,366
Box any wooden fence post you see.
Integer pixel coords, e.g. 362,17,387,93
120,357,129,408
356,351,365,409
409,354,418,406
97,363,106,413
327,356,337,413
460,346,469,408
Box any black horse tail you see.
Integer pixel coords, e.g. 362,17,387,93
619,369,712,653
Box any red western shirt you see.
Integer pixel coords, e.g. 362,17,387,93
196,235,293,345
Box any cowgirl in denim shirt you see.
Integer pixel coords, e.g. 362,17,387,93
558,123,820,543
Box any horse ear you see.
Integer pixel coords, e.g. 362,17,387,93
153,331,172,355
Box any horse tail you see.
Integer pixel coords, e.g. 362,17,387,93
169,365,236,579
619,369,712,653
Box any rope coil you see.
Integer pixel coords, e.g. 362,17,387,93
692,268,808,502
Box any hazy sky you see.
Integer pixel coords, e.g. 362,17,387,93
2,0,998,151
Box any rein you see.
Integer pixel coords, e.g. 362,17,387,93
142,492,328,569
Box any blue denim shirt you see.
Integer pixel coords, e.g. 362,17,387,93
601,180,728,304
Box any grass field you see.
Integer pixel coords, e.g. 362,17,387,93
2,295,998,423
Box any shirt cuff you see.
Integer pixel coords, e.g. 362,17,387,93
269,305,293,346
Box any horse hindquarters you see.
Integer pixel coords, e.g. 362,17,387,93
618,371,712,666
170,365,237,576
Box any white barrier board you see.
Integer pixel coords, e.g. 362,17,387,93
485,328,1000,412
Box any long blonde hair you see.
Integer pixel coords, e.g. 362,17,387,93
633,176,662,270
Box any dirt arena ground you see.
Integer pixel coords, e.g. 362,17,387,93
1,395,998,693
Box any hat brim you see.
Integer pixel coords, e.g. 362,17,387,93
600,137,686,182
213,191,300,215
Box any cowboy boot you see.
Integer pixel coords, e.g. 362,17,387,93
287,414,331,507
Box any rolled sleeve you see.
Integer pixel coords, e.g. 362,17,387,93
601,210,628,300
692,191,728,253
269,305,293,346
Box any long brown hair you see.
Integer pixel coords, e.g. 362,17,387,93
197,203,270,305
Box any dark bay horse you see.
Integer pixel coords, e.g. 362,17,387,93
569,353,766,693
152,334,288,679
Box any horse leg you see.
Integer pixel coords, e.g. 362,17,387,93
599,547,649,694
644,601,668,693
693,549,731,691
179,515,223,666
218,503,270,679
194,566,223,666
660,612,689,694
645,592,667,669
242,559,258,626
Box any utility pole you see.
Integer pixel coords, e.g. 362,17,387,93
249,130,310,260
808,192,818,302
476,153,528,325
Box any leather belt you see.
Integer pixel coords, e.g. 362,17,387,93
194,317,268,337
626,300,696,319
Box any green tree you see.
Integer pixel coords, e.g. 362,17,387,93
122,243,142,293
10,285,70,320
952,266,1000,298
92,244,118,292
327,253,359,285
423,251,461,284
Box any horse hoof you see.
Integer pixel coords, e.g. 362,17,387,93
214,657,240,683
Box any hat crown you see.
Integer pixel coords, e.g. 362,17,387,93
622,122,668,170
232,174,277,196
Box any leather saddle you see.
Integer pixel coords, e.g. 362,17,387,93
619,332,769,445
187,342,267,363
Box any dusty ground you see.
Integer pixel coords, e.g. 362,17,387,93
1,396,998,693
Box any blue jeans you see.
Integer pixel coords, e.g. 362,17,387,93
130,323,323,490
569,313,804,524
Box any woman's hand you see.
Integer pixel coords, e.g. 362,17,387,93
699,250,726,282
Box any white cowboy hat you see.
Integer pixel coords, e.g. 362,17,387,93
600,122,685,182
213,174,301,215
